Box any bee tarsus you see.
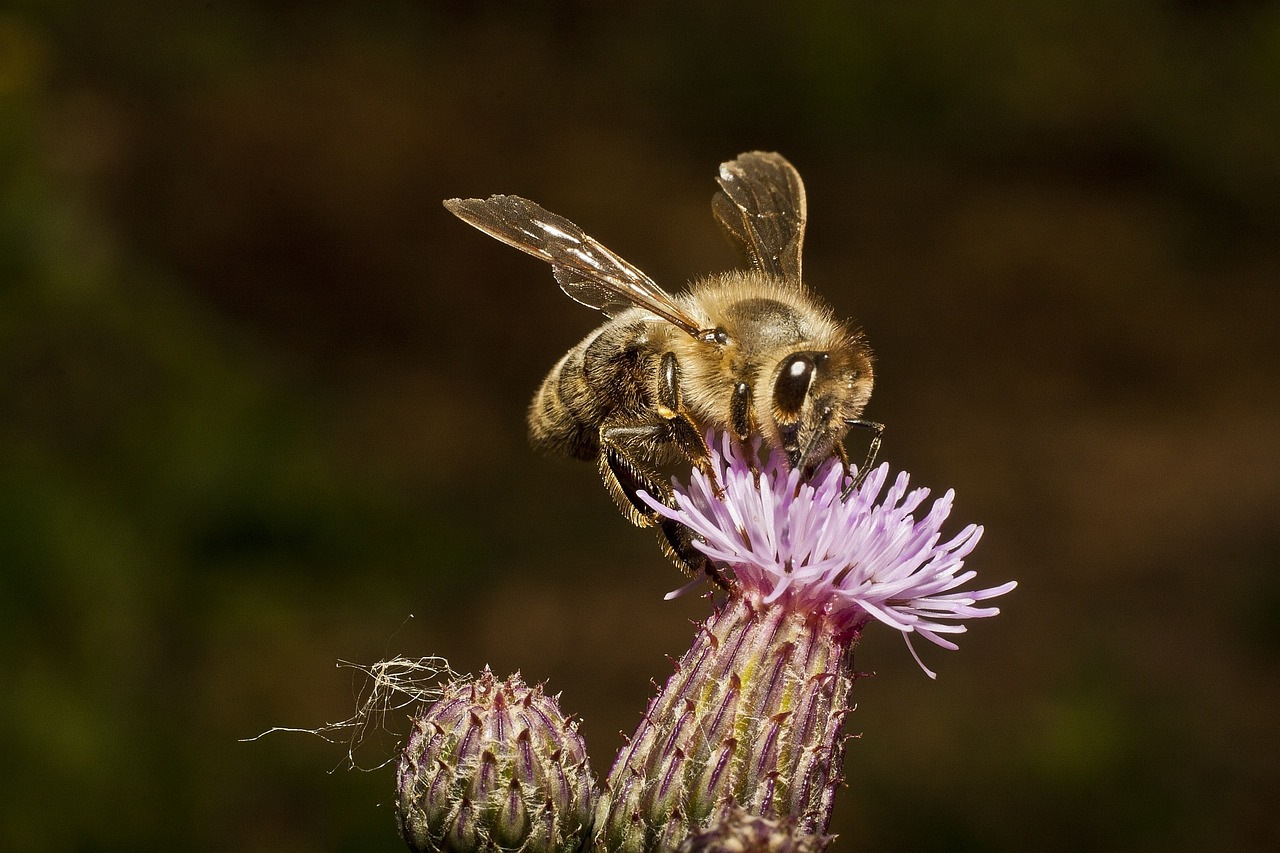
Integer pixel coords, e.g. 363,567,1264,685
841,417,886,498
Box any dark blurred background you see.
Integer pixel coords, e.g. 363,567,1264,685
2,1,1278,850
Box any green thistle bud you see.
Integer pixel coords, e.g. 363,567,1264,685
677,807,834,853
592,596,858,853
396,668,597,853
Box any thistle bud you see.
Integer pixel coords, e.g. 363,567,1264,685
677,807,834,853
396,668,597,853
593,596,857,853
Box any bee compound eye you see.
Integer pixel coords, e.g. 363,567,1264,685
774,352,817,416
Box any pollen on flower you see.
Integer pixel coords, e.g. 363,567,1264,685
641,433,1016,677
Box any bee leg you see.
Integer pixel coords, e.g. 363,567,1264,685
597,425,725,586
596,424,671,528
656,352,724,497
841,418,886,498
730,381,760,480
834,441,855,496
659,517,729,590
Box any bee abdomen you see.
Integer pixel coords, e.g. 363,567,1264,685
528,346,601,461
530,318,661,462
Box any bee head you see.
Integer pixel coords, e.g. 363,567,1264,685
770,346,874,471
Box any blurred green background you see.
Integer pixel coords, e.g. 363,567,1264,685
2,1,1278,850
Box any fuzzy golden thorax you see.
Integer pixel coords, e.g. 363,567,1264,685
672,270,874,470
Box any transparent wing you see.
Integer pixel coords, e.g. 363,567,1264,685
444,195,704,337
712,151,807,282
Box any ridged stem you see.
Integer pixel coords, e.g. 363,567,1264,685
593,593,860,853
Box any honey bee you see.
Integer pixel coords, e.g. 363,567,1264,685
445,152,882,580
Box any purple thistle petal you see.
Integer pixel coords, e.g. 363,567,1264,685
645,434,1016,675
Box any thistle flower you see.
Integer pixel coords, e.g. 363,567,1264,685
653,434,1016,676
396,668,597,853
592,436,1015,853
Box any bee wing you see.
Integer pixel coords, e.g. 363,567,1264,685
444,195,705,337
712,151,807,283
